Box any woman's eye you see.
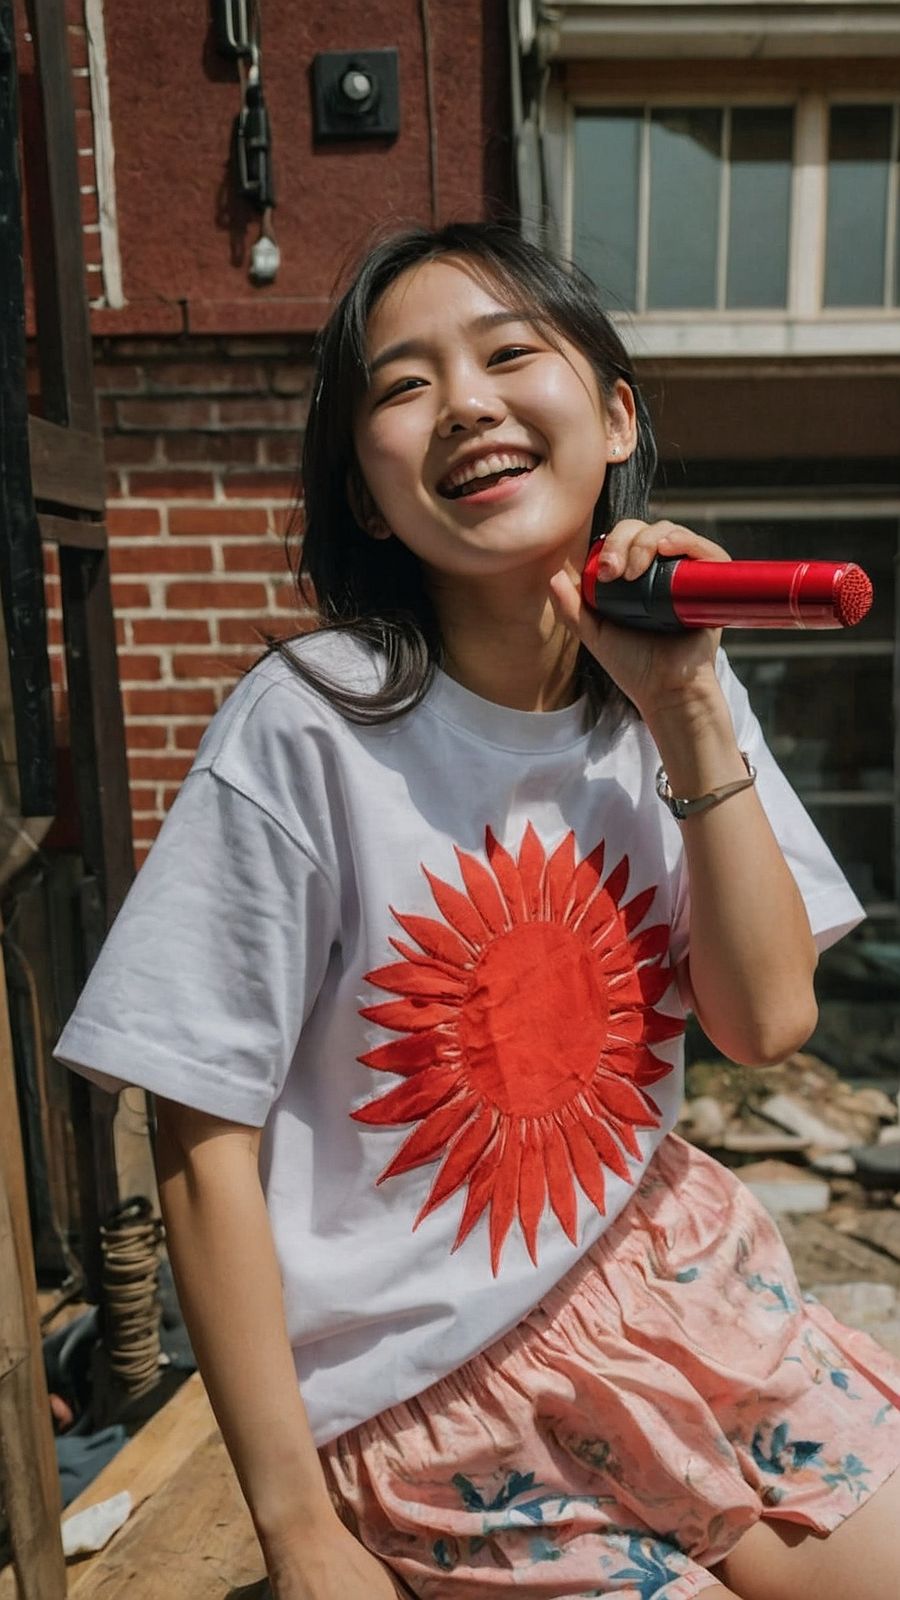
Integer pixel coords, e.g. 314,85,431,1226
489,345,532,365
376,376,426,404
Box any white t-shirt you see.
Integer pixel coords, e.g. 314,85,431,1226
55,633,863,1444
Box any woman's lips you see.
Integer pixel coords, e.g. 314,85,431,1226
443,464,539,507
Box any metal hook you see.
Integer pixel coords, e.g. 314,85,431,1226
214,0,254,59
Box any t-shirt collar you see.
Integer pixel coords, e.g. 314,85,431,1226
424,667,592,752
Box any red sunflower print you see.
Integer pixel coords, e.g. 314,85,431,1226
352,824,684,1274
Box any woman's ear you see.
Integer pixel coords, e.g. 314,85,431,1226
347,467,393,541
606,379,639,464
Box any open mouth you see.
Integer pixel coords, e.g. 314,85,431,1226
438,451,540,500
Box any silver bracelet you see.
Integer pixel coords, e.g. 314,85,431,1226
656,751,756,821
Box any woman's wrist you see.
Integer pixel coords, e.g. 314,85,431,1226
257,1493,342,1559
641,676,745,793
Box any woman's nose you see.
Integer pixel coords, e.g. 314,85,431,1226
436,378,507,437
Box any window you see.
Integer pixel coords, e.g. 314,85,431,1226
825,104,900,308
568,96,900,351
574,106,794,312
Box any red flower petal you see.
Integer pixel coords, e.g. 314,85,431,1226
388,937,460,974
602,854,630,906
566,837,606,922
454,848,510,936
592,1072,659,1128
350,1063,461,1126
416,1104,499,1224
378,1093,478,1182
490,1135,522,1275
628,924,671,965
634,1057,673,1087
580,1097,633,1181
452,1138,500,1252
517,823,546,919
560,1109,607,1217
365,960,468,1001
360,998,458,1033
640,1009,685,1044
607,1114,643,1159
611,964,675,1009
545,832,577,920
517,1121,547,1265
485,829,528,925
619,885,657,933
600,1042,673,1087
358,1033,446,1077
423,868,487,950
606,1012,644,1045
543,1119,579,1244
574,888,619,943
390,911,475,969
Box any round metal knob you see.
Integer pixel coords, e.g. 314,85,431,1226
340,68,374,103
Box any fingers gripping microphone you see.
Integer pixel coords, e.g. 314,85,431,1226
581,548,874,633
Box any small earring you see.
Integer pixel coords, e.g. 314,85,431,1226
611,446,621,458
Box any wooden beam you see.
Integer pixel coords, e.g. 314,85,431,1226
0,921,67,1600
28,418,106,516
23,0,98,435
60,545,134,923
38,513,107,552
0,3,55,818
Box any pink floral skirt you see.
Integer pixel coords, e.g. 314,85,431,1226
321,1135,900,1599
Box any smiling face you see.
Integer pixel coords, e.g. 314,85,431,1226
352,256,635,597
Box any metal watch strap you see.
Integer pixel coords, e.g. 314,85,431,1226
655,751,756,821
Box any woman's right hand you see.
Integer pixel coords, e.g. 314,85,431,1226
263,1511,405,1600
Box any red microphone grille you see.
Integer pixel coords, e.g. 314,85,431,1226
835,565,874,627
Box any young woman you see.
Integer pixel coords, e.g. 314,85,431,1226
57,224,900,1600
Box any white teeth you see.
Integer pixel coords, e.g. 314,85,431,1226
442,451,537,494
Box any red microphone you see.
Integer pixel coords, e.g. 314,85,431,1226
581,548,874,632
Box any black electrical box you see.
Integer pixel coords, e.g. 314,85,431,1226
312,48,400,142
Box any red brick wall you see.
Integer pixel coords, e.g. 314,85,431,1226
47,339,315,866
30,0,511,867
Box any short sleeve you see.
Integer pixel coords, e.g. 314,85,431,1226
54,768,339,1126
668,650,865,965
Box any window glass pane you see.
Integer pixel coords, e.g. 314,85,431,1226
573,112,641,311
726,108,793,308
825,105,892,306
734,656,892,795
647,109,722,309
804,803,894,905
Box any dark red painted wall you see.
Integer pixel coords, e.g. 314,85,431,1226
102,0,511,332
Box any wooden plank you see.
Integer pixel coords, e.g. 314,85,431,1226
60,544,134,923
0,1342,67,1600
23,0,98,436
38,514,107,552
0,920,67,1599
66,1431,263,1599
59,542,136,1282
28,418,105,516
63,1374,218,1526
0,1376,241,1600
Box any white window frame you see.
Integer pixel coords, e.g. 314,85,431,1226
557,87,900,358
